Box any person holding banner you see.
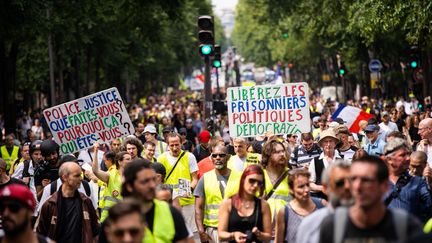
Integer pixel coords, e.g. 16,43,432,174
92,142,122,222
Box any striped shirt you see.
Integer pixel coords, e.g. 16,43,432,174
290,143,322,167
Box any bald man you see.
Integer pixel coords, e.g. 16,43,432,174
36,162,99,242
417,118,432,166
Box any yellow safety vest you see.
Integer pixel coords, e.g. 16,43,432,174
99,166,122,222
158,151,194,206
0,145,19,172
424,217,432,233
9,157,25,175
203,169,240,227
143,200,176,243
264,169,290,221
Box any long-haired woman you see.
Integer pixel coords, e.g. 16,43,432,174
218,165,272,243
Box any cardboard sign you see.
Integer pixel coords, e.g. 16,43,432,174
43,87,134,154
227,83,310,138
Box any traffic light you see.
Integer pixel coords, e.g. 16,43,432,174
213,45,221,68
339,63,346,76
198,16,214,56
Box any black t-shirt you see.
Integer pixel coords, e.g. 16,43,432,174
319,209,422,243
58,197,82,243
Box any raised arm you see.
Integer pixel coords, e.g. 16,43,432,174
91,142,109,183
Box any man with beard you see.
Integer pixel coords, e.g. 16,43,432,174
261,140,291,220
0,184,50,243
121,158,192,243
296,160,353,243
194,145,240,243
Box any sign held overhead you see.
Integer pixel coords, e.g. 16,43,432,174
43,87,134,154
227,83,311,138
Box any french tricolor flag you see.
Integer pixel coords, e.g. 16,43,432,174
331,104,374,133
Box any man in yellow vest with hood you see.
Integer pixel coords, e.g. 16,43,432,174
158,132,199,241
194,145,240,243
0,134,20,172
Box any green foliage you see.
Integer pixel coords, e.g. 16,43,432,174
1,0,225,104
232,0,432,93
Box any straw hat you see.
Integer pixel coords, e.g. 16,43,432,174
318,129,339,145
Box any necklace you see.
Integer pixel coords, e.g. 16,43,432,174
242,201,253,209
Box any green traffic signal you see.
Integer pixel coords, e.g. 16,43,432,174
200,45,212,55
410,61,418,68
339,69,345,75
213,60,221,68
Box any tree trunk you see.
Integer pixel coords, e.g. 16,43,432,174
0,41,19,136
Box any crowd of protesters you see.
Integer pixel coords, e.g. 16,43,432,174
0,90,432,242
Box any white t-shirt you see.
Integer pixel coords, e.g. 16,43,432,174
78,149,104,168
165,152,198,173
379,121,399,135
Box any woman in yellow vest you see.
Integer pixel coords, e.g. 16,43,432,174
218,165,272,242
92,142,123,222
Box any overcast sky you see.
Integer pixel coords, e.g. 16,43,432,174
212,0,238,16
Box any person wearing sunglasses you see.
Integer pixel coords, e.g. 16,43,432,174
0,184,51,243
218,165,272,243
105,199,145,243
296,160,352,243
194,145,239,243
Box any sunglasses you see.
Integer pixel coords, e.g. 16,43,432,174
334,178,350,188
248,178,264,187
211,153,227,158
180,133,186,135
113,227,141,237
0,202,25,214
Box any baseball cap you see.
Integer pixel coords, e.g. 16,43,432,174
144,124,157,134
198,130,211,143
364,124,379,132
162,127,173,133
382,111,389,117
186,118,193,124
179,128,187,134
0,184,36,211
312,116,320,123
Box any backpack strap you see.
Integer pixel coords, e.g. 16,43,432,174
334,207,349,243
82,180,91,197
50,180,58,195
284,204,289,241
392,209,408,242
311,197,324,209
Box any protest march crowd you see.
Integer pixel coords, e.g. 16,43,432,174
1,87,432,243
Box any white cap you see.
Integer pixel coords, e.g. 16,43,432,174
144,124,157,134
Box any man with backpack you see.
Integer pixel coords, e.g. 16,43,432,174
36,155,97,215
319,155,422,243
